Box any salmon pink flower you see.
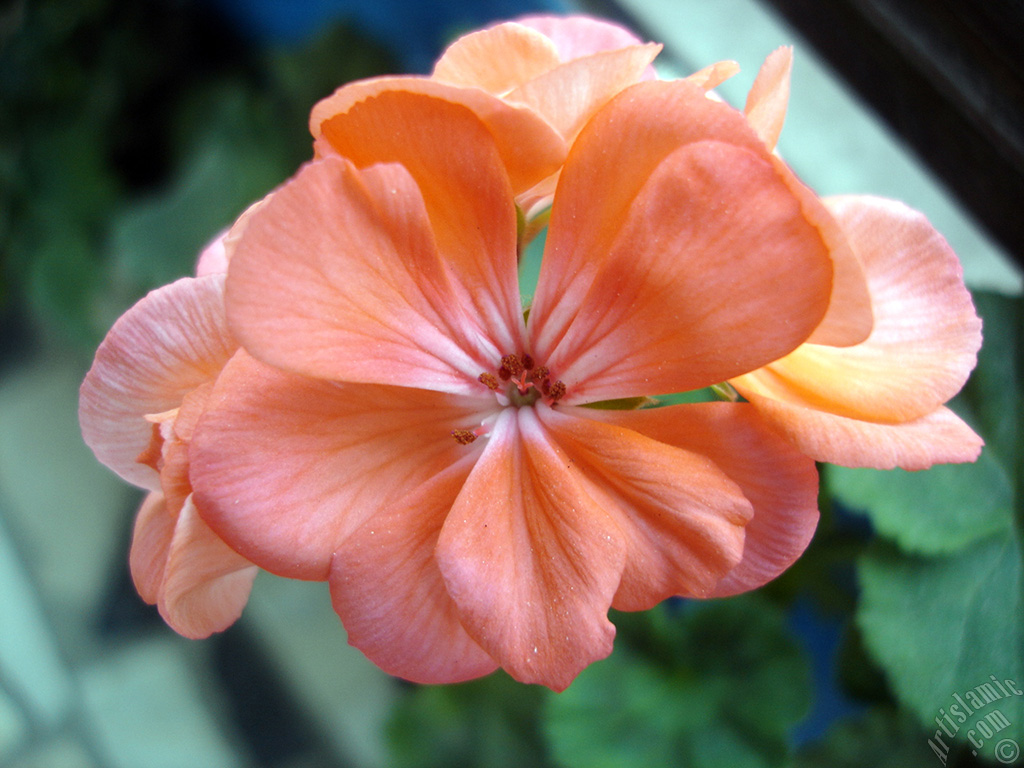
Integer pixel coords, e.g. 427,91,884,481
79,241,257,638
190,83,835,689
729,49,984,470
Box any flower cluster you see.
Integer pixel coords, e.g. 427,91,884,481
80,16,982,690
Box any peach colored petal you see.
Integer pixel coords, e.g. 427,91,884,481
431,22,561,93
329,462,497,684
537,406,752,611
744,46,792,151
685,60,741,91
528,80,773,350
194,231,228,276
744,398,983,470
533,140,832,402
226,157,509,394
129,492,174,604
310,77,566,196
505,43,662,141
437,407,624,691
158,497,257,639
79,275,235,490
733,196,982,423
773,161,873,347
190,351,490,580
319,91,528,356
587,403,820,597
517,15,650,60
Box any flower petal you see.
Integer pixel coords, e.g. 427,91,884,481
536,406,753,610
158,497,257,639
431,21,561,93
505,43,662,141
744,397,983,470
79,275,235,490
436,407,624,691
226,156,508,394
319,91,527,358
586,403,820,597
129,492,174,604
329,461,497,684
743,46,792,151
517,15,650,60
534,139,832,402
733,196,982,423
190,351,489,580
311,77,565,198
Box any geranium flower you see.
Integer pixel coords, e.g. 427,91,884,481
729,49,984,469
190,82,835,689
79,238,257,638
308,16,737,216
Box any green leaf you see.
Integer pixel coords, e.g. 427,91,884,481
793,708,941,768
826,449,1014,556
386,673,553,768
962,292,1021,480
544,596,811,768
857,536,1024,756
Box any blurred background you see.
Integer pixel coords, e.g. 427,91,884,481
1,1,1021,766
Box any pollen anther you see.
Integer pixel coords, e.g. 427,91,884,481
451,429,478,445
478,372,500,390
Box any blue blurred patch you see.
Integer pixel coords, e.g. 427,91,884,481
205,0,572,71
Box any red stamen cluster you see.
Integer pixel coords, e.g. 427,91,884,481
489,353,565,403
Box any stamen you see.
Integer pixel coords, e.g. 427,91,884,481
501,354,524,378
451,429,478,445
478,372,500,390
548,380,566,402
531,365,549,381
521,354,535,371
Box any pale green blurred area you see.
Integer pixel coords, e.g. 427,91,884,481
1,1,1021,767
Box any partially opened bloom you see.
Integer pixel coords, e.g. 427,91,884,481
191,83,835,689
308,16,736,215
729,49,984,470
79,240,257,638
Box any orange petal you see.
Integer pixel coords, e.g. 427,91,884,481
744,46,792,151
733,196,982,423
80,275,235,490
129,492,173,605
436,407,624,691
431,22,561,93
533,139,832,402
226,156,510,394
311,77,566,196
517,15,652,60
771,159,873,347
505,43,663,140
537,406,752,610
685,60,742,91
319,92,528,354
744,399,983,470
329,462,498,684
190,351,489,580
158,497,257,639
588,403,820,597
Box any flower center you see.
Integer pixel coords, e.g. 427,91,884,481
450,353,566,445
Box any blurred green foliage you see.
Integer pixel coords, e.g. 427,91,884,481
0,0,393,349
